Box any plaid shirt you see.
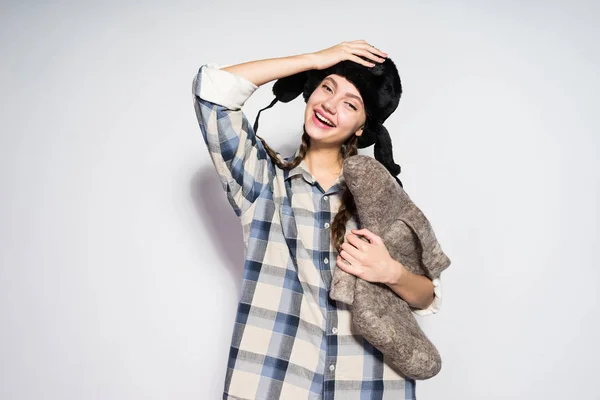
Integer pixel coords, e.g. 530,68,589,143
192,64,442,400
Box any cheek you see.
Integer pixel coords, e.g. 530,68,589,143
304,101,316,120
305,95,320,115
337,110,360,129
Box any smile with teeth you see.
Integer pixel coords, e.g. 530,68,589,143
315,111,336,127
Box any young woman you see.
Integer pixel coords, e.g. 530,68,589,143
192,40,441,400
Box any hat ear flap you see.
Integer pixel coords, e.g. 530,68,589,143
357,119,377,149
373,124,401,177
272,71,309,103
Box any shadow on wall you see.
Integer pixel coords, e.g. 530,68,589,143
188,143,303,296
190,167,245,296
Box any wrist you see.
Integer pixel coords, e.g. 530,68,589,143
299,53,318,70
385,258,406,286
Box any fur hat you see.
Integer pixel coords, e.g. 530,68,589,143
252,56,404,187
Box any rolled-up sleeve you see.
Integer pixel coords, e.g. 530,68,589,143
192,63,275,218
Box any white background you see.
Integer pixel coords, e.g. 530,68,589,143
1,1,599,399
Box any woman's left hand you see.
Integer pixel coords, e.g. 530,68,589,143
336,228,404,285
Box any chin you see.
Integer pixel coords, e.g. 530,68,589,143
304,126,346,149
304,124,331,142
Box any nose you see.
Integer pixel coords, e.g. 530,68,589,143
322,98,338,115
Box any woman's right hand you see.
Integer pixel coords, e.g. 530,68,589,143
309,40,388,71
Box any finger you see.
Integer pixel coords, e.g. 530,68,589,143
340,248,360,265
346,234,368,251
336,255,354,274
351,42,388,58
341,241,363,261
370,46,388,58
362,41,388,57
351,228,371,240
351,228,383,245
350,47,386,64
348,54,375,67
336,254,363,277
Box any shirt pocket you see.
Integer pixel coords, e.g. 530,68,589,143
280,203,298,235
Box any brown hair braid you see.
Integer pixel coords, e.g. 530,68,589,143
255,130,359,254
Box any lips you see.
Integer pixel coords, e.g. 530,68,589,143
313,110,336,128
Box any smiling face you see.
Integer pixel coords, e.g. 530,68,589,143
303,74,367,147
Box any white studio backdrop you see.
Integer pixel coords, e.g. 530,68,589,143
1,1,599,399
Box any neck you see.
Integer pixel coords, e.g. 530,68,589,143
304,145,343,176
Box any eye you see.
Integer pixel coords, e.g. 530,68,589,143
346,102,357,111
322,84,333,93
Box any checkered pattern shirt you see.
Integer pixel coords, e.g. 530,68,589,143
192,63,442,400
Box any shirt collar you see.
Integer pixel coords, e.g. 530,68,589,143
283,148,345,194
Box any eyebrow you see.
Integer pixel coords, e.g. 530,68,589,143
323,77,364,106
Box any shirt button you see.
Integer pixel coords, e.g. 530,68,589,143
324,222,330,229
329,364,335,371
324,257,329,264
332,327,338,334
323,195,329,201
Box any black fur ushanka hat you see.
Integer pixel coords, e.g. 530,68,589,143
252,56,404,187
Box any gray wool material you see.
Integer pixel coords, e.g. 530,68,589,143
329,154,451,380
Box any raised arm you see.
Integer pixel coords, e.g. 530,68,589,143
193,64,269,218
221,53,316,87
